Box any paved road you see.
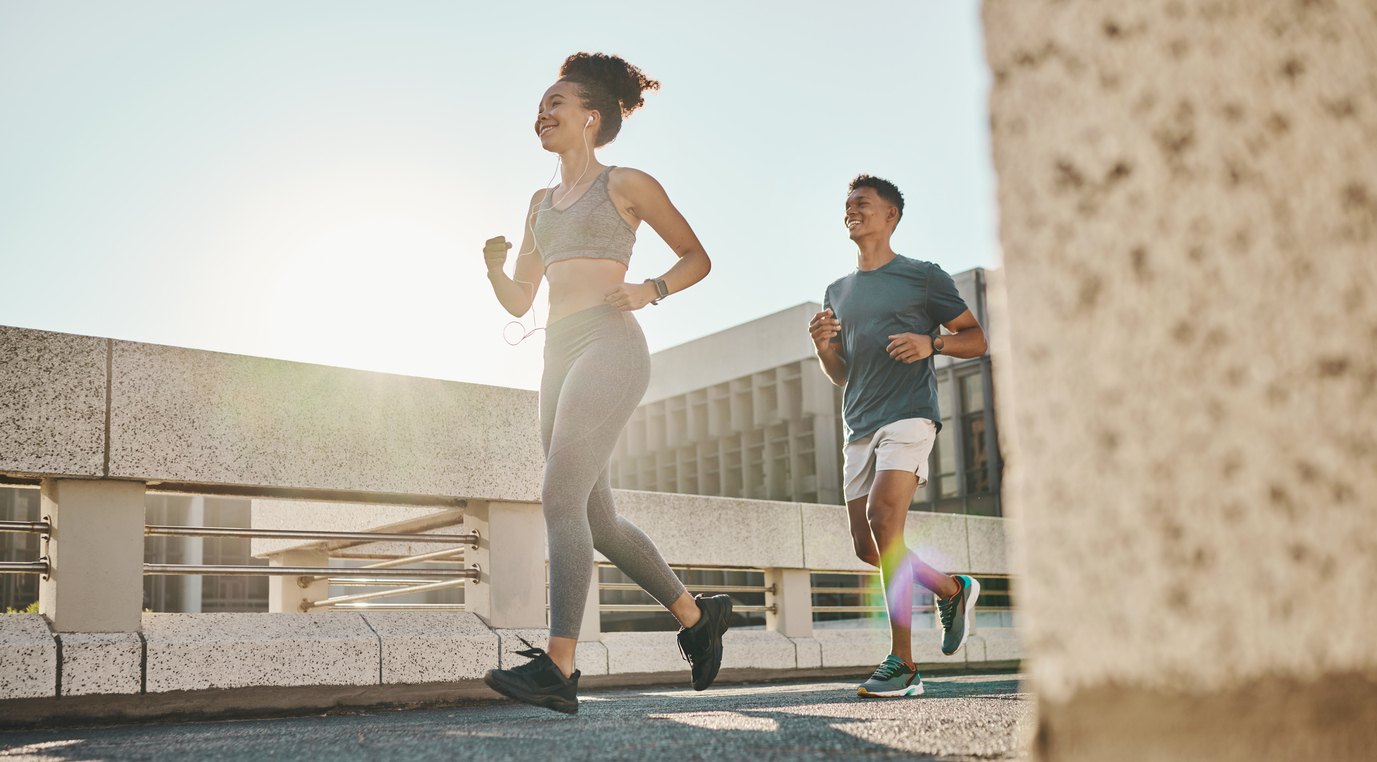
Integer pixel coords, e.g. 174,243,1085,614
0,673,1032,761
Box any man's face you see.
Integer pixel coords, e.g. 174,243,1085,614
844,187,896,241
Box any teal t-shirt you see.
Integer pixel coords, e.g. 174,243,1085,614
823,254,969,444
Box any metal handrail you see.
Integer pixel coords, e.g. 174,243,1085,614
327,603,465,611
0,560,48,575
304,579,466,610
0,520,50,534
811,587,884,595
325,578,444,587
146,525,479,547
144,564,479,579
299,547,466,584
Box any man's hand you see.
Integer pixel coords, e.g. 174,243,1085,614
809,309,842,353
483,236,512,272
605,281,657,311
886,333,935,364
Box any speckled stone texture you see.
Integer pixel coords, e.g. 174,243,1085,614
0,615,55,699
107,340,542,501
0,326,106,478
984,0,1377,758
58,632,140,696
800,503,971,572
607,491,806,568
360,612,499,684
142,613,378,692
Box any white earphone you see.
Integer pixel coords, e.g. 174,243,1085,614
503,111,598,346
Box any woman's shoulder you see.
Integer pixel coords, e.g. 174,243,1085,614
606,166,662,193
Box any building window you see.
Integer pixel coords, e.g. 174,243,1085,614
961,372,991,495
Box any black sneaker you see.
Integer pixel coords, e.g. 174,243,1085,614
483,637,580,714
677,594,733,691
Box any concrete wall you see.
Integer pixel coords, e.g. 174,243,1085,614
983,1,1377,759
0,326,543,503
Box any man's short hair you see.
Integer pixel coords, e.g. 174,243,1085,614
848,174,905,223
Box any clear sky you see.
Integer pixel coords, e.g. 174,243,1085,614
0,1,996,391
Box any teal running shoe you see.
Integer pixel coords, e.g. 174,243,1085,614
939,574,981,656
856,655,924,698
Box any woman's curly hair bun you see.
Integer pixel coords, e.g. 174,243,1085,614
559,52,659,146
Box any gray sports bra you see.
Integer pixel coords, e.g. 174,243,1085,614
533,166,636,267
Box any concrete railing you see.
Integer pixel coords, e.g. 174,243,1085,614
0,324,1018,719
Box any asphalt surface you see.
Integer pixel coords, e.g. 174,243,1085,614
0,673,1032,762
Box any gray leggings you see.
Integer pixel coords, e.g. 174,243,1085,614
540,305,687,639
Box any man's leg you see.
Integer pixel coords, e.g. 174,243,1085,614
865,470,961,663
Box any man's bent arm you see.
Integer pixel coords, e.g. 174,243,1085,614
938,310,988,359
817,347,848,387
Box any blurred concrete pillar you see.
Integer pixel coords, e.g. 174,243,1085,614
983,1,1377,759
39,479,146,632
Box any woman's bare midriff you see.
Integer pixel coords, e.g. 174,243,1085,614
544,258,630,323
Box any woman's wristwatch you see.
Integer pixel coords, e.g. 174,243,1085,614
933,334,945,354
645,278,669,305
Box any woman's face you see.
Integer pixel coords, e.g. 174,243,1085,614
535,81,594,153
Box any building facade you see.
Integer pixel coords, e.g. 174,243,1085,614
612,267,1002,515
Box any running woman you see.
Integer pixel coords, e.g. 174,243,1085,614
481,52,730,714
809,175,988,698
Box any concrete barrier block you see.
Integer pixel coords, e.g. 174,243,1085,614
0,326,106,478
0,615,55,699
602,630,797,676
721,630,798,670
814,627,950,669
609,491,805,568
59,632,140,696
361,612,499,684
789,637,823,669
800,503,869,571
107,341,542,501
963,634,989,664
143,613,377,692
966,516,1011,575
977,628,1022,662
494,629,608,677
603,631,690,675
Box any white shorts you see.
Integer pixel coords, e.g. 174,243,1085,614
843,417,938,502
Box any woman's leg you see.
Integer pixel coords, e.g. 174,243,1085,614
586,467,699,627
541,318,655,674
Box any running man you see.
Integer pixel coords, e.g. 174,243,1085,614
809,175,989,698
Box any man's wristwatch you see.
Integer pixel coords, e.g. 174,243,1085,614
932,335,945,354
646,278,669,305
